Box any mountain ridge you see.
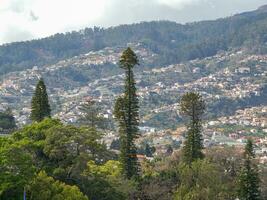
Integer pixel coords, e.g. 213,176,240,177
1,5,267,76
257,4,267,11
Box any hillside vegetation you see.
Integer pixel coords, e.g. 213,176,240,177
1,6,267,75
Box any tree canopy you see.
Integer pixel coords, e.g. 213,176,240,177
30,78,51,122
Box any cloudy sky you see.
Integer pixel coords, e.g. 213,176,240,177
0,0,266,44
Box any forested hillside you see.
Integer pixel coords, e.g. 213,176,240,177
1,6,267,75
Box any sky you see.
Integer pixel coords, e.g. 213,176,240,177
0,0,267,44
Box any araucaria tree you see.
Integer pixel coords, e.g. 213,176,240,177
114,47,140,179
30,78,51,122
180,92,205,165
78,98,106,129
237,139,261,200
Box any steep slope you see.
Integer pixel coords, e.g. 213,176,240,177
0,44,266,130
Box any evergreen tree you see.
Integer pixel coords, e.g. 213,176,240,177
30,78,51,122
114,47,140,179
244,139,255,158
78,98,106,129
180,92,205,165
237,139,261,200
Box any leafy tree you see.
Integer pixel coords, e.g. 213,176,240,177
0,118,116,200
0,119,61,200
11,118,62,172
174,160,230,200
237,139,261,200
28,171,88,200
82,160,136,200
13,118,60,142
43,125,109,183
114,47,140,179
30,78,51,122
0,138,36,200
180,92,205,165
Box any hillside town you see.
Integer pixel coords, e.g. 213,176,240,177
0,44,267,163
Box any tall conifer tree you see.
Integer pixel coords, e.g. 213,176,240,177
237,139,261,200
30,78,51,122
114,47,139,179
180,92,205,165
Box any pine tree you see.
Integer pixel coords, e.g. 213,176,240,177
180,92,205,165
114,47,140,179
30,78,51,122
237,139,261,200
78,98,106,129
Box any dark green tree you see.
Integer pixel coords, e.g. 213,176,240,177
180,92,205,165
0,108,16,131
244,139,255,158
237,139,261,200
114,47,140,179
30,78,51,122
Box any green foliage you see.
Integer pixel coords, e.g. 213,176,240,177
82,160,137,200
180,92,205,164
86,160,123,178
114,48,140,179
237,140,261,200
0,138,36,200
174,160,231,200
0,110,16,131
30,78,51,122
28,171,88,200
244,139,255,158
0,117,266,199
180,92,205,122
140,159,179,200
0,119,113,200
43,124,110,184
119,47,139,69
13,118,61,141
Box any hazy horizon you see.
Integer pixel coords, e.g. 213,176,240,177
1,0,266,45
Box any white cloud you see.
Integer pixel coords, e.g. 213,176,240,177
0,0,108,44
0,0,266,44
157,0,202,9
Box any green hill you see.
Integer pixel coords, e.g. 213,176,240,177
1,6,267,75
